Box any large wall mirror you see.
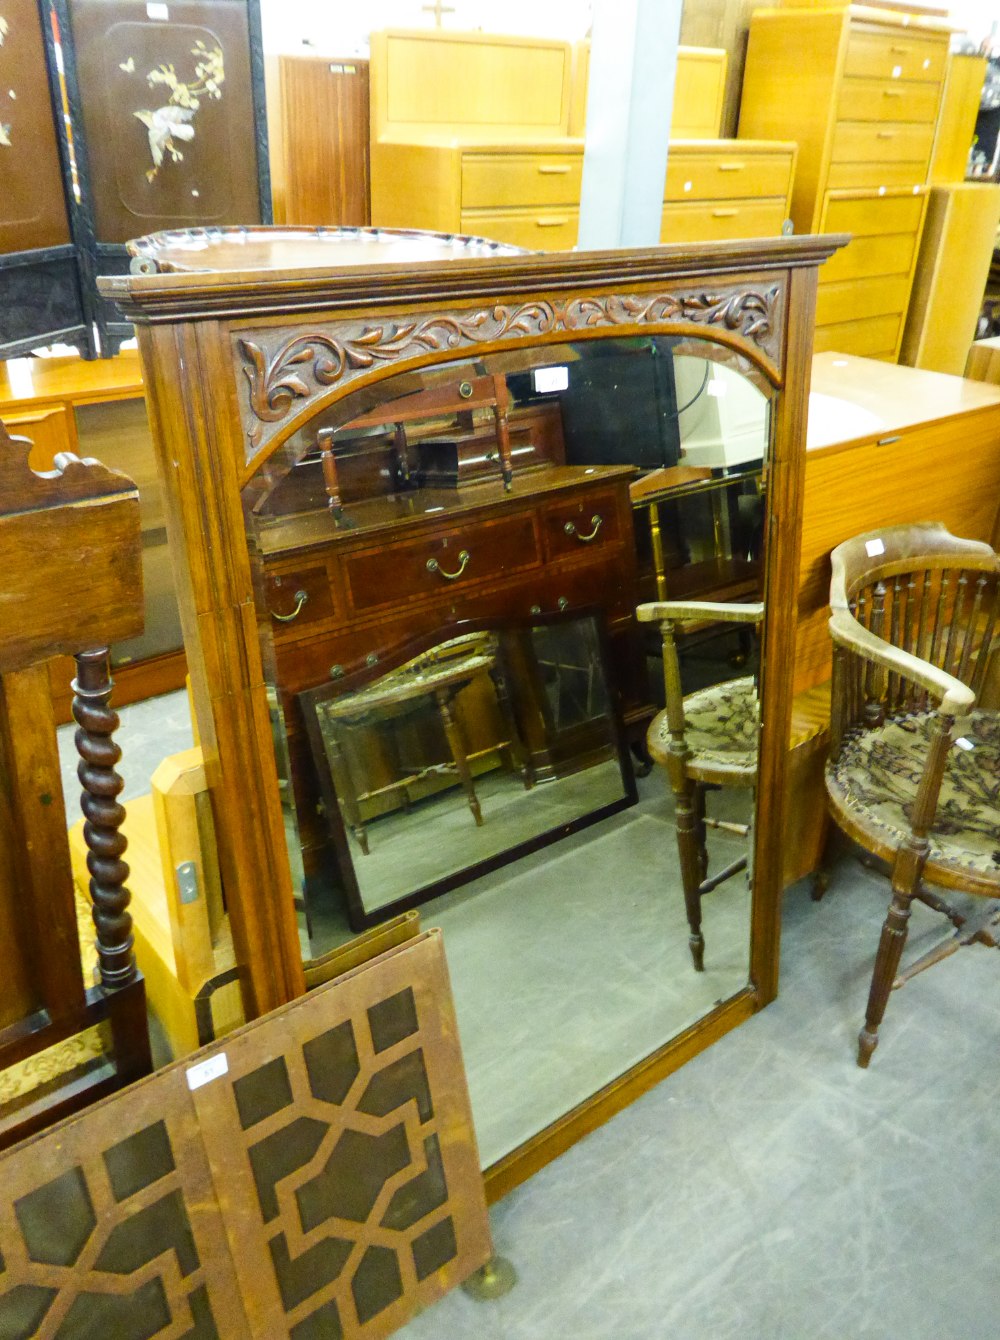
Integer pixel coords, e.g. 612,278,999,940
239,328,770,1169
109,228,840,1193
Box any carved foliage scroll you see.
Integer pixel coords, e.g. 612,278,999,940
234,282,784,463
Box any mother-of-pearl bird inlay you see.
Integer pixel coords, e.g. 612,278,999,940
125,38,225,182
0,16,11,147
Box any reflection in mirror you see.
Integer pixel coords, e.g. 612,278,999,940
242,333,771,1165
300,617,634,928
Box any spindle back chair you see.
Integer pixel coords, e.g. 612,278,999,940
825,522,1000,1067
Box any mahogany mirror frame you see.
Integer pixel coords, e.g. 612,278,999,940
103,227,846,1199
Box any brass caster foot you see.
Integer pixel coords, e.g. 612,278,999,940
462,1255,518,1301
689,936,705,972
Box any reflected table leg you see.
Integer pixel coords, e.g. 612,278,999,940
436,688,484,826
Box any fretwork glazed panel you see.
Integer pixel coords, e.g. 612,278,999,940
0,929,490,1338
0,1072,248,1338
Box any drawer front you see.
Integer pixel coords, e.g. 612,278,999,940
462,153,582,208
665,150,793,204
837,76,941,124
826,159,930,191
461,207,579,251
815,274,912,326
830,119,934,166
344,512,541,614
844,30,947,84
542,489,625,563
660,198,787,243
821,191,926,238
821,229,921,285
813,313,902,360
265,563,339,638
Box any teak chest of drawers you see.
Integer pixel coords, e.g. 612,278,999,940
258,465,643,873
661,139,796,243
740,5,950,360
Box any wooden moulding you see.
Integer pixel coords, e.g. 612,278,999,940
103,227,846,1190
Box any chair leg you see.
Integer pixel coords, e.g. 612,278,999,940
858,870,916,1068
694,784,708,882
674,780,706,971
810,811,834,902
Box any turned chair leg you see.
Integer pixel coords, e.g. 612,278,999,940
694,783,708,882
858,877,915,1068
674,780,706,971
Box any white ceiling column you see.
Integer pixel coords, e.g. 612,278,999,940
577,0,682,249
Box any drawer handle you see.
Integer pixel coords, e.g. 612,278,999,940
890,45,911,54
876,435,901,446
564,514,603,543
711,209,738,218
538,164,571,174
882,88,903,97
271,589,309,622
718,163,746,172
535,217,569,227
426,549,470,580
877,131,896,138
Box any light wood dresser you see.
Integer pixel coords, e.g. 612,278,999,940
370,29,795,251
740,4,953,360
662,139,796,243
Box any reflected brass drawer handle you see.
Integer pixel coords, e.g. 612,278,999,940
564,514,603,543
426,549,470,580
271,589,309,622
877,131,896,138
711,209,738,218
718,163,746,172
538,164,571,174
882,88,903,96
535,217,569,227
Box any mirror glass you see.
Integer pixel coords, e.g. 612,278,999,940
241,333,771,1166
300,616,634,929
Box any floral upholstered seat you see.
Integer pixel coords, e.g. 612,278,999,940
828,710,1000,887
648,675,760,778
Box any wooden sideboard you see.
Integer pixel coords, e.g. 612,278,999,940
261,464,642,888
783,353,1000,885
0,352,186,713
740,5,952,361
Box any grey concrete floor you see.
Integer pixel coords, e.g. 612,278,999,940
402,853,1000,1340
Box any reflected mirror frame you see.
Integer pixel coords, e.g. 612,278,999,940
299,607,638,932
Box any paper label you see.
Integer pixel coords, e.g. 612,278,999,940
955,737,974,751
534,366,569,394
146,2,169,19
186,1053,229,1090
865,538,885,558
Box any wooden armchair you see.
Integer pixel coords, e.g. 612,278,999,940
636,600,764,971
825,523,1000,1068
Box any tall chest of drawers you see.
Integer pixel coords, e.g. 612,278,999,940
739,5,950,360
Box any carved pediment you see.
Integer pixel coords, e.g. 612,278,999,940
233,282,784,467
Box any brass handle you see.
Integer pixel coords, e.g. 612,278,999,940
877,131,896,138
564,514,603,543
718,163,746,172
890,44,911,53
426,549,470,580
882,88,903,96
711,209,738,218
538,164,571,174
536,217,569,227
877,435,901,446
271,589,309,622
